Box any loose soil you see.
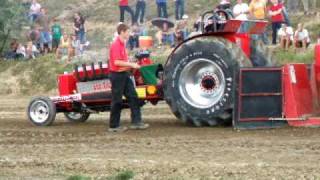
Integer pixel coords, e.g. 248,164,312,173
1,97,320,179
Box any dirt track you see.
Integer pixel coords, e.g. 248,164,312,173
1,97,320,179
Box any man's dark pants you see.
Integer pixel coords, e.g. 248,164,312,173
175,0,184,20
135,1,146,24
272,22,282,45
109,72,142,128
119,6,135,24
157,2,168,18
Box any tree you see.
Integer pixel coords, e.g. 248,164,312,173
0,0,26,55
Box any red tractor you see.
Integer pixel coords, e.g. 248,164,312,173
27,10,320,129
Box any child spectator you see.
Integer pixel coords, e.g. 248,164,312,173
26,41,39,59
278,23,293,51
156,22,174,48
175,0,185,20
71,34,81,58
119,0,135,24
73,12,86,55
36,8,52,54
56,33,70,61
135,0,146,24
294,23,311,51
51,18,62,53
268,0,284,45
156,0,168,18
29,0,41,22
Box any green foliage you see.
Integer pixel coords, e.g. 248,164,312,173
106,170,135,180
67,175,91,180
0,0,27,54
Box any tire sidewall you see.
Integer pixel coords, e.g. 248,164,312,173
165,41,236,118
27,97,56,126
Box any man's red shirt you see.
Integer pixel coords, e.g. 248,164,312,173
269,3,284,22
119,0,128,6
109,37,128,72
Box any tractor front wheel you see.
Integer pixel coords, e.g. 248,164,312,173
27,97,56,126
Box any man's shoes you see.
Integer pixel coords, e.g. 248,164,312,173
108,126,128,133
129,123,150,130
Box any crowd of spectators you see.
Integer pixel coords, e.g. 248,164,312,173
4,0,89,62
3,0,319,61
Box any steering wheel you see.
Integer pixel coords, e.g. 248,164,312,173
201,9,234,33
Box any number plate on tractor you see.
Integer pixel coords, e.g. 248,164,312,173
77,79,112,93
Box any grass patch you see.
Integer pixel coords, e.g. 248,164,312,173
67,175,91,180
106,170,135,180
274,49,314,65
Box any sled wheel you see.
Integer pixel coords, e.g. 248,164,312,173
27,96,56,126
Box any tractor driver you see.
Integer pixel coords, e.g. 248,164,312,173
108,23,149,132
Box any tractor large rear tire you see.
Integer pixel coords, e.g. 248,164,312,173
163,37,252,127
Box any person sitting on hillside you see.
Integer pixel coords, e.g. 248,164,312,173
156,22,175,48
278,23,293,51
26,41,40,59
294,23,311,51
4,39,19,60
16,44,26,59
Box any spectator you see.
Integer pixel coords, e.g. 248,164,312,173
36,8,52,54
156,0,168,18
56,33,71,61
175,16,189,41
16,44,26,59
51,18,62,53
70,34,80,59
249,0,269,45
128,23,142,50
29,0,41,22
175,0,185,20
268,0,284,45
135,0,146,24
26,41,39,59
119,0,135,24
278,23,293,51
217,0,231,10
233,0,249,21
74,12,86,55
28,25,41,49
4,39,19,60
156,22,174,47
294,23,311,51
318,33,320,44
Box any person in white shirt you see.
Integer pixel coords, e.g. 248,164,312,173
29,0,41,22
278,23,293,51
233,0,249,33
233,0,249,20
294,23,310,50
